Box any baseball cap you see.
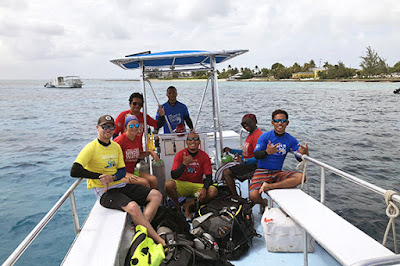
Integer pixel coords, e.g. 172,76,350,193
97,115,115,126
124,115,139,128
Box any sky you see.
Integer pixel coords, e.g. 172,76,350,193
0,0,399,79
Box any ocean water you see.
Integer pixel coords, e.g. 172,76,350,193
0,79,399,265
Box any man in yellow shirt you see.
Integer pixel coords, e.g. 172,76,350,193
71,115,165,246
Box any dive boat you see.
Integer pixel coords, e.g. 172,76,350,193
44,76,83,88
4,50,400,266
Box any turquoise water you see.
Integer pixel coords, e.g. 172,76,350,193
1,80,399,265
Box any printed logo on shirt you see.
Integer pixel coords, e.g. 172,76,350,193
185,161,200,173
105,159,117,168
138,124,144,136
102,154,117,159
242,142,250,157
126,148,140,161
167,113,182,124
186,166,197,173
276,143,287,155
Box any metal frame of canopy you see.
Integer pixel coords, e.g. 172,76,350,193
110,49,248,168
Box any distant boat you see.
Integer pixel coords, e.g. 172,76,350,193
44,76,83,88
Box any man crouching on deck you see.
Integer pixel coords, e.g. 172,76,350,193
165,132,218,218
249,109,309,207
70,115,165,246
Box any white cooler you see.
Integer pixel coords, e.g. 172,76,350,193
261,207,315,253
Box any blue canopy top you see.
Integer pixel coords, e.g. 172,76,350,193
110,49,248,71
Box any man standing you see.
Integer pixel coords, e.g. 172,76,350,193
70,115,165,246
165,132,218,218
249,109,309,207
156,86,193,133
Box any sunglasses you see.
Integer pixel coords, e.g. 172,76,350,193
101,124,115,130
241,121,252,127
187,137,200,141
128,124,140,128
273,119,288,123
131,102,143,107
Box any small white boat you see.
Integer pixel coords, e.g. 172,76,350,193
44,76,83,88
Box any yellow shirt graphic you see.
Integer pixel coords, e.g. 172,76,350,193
74,139,125,190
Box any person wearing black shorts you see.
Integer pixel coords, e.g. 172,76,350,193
222,114,263,196
70,114,165,246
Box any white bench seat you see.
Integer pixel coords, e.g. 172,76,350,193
268,189,394,266
62,200,128,266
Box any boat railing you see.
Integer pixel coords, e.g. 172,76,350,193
292,151,400,205
4,150,400,265
3,178,84,266
239,128,248,147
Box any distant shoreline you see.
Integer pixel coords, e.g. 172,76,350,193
105,78,400,83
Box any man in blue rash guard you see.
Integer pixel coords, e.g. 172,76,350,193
249,109,309,207
156,86,194,133
70,114,165,246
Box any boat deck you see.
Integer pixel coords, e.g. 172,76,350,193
231,181,340,266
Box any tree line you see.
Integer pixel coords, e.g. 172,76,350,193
218,46,400,80
147,47,400,80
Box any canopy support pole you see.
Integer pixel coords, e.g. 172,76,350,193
140,64,153,174
210,55,223,168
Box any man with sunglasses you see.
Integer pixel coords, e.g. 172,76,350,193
221,114,263,196
113,92,165,140
156,86,193,133
165,132,218,218
249,109,309,207
71,115,165,246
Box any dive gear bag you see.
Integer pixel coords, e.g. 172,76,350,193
124,225,165,266
195,195,259,260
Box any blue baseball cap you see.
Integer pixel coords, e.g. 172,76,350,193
125,115,139,128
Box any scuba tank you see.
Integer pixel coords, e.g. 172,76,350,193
152,159,166,196
136,160,150,174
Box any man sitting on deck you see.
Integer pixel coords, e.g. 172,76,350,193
70,114,165,246
221,114,263,196
165,132,218,218
249,109,309,207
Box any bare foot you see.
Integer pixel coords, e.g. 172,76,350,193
259,182,273,194
263,198,268,206
183,201,194,219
